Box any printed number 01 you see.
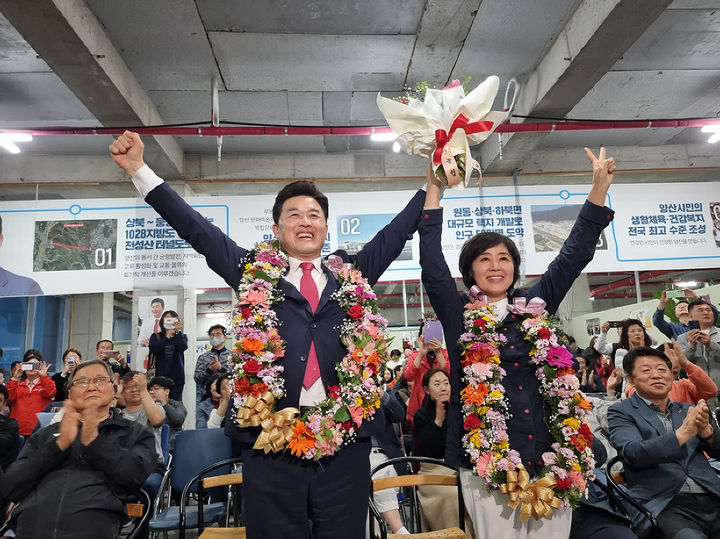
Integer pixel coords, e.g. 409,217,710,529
339,217,360,235
94,248,113,266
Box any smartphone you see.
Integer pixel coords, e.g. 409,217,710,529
608,321,624,329
21,362,40,371
688,320,701,331
423,319,444,343
103,350,120,358
666,289,686,299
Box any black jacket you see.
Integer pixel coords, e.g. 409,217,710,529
0,414,19,472
0,411,156,539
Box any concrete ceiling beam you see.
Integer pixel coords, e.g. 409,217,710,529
405,0,484,87
479,0,674,173
0,0,184,178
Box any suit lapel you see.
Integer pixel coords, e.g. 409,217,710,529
316,263,337,313
632,394,667,437
278,278,310,313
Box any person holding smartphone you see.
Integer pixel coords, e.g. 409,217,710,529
148,310,187,401
51,348,82,402
677,300,720,410
403,321,449,424
6,349,56,435
654,288,719,339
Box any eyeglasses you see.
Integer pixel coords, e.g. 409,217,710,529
71,376,112,389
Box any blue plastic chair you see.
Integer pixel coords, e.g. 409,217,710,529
159,423,170,467
9,435,25,464
148,428,233,538
35,412,55,428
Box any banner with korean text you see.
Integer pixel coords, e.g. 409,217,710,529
0,181,717,296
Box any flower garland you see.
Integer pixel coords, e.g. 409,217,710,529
460,295,595,520
229,241,391,460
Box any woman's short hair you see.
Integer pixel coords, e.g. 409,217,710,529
458,232,522,291
618,319,652,350
62,348,82,363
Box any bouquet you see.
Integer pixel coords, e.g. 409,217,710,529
377,76,505,188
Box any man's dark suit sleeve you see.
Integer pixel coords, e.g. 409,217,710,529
144,183,247,289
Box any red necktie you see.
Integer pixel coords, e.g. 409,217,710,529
300,262,321,388
153,318,159,334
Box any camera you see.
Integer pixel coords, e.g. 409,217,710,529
607,321,624,329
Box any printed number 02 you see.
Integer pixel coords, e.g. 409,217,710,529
339,217,360,235
94,248,113,266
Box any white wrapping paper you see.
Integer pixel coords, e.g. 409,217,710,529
377,76,505,187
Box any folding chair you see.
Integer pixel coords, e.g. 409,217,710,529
605,455,660,539
368,455,470,539
125,488,152,539
180,457,244,538
148,428,233,538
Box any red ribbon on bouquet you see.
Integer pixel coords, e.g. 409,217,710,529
433,114,494,186
432,114,495,165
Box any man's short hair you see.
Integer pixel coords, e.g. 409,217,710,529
623,346,672,375
271,180,329,224
458,232,522,291
10,361,20,371
390,349,402,358
148,376,175,390
96,339,113,351
23,349,42,362
207,324,226,336
688,299,712,313
151,297,165,308
0,384,8,403
67,359,115,388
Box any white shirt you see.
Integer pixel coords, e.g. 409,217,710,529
287,256,328,406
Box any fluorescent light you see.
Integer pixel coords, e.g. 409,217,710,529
195,289,205,294
0,133,32,154
708,133,720,144
701,125,720,133
392,141,401,152
589,296,595,301
370,132,397,142
0,142,20,154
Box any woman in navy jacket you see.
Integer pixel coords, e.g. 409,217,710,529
419,148,615,538
148,310,187,401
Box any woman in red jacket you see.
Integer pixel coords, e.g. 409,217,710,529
6,349,56,435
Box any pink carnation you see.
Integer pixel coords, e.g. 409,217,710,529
476,451,492,477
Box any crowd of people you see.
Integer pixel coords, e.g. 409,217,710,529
0,133,719,539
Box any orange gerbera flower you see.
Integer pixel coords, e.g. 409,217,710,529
242,338,264,354
288,421,316,457
461,383,489,406
577,398,592,410
351,349,364,361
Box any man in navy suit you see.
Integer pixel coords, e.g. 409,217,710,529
608,346,720,538
110,131,425,538
0,216,43,297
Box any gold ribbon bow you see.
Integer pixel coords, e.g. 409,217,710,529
500,464,563,521
235,391,299,454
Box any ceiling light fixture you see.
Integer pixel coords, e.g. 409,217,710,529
675,281,697,288
701,125,720,144
370,132,397,142
0,133,32,154
392,141,401,152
